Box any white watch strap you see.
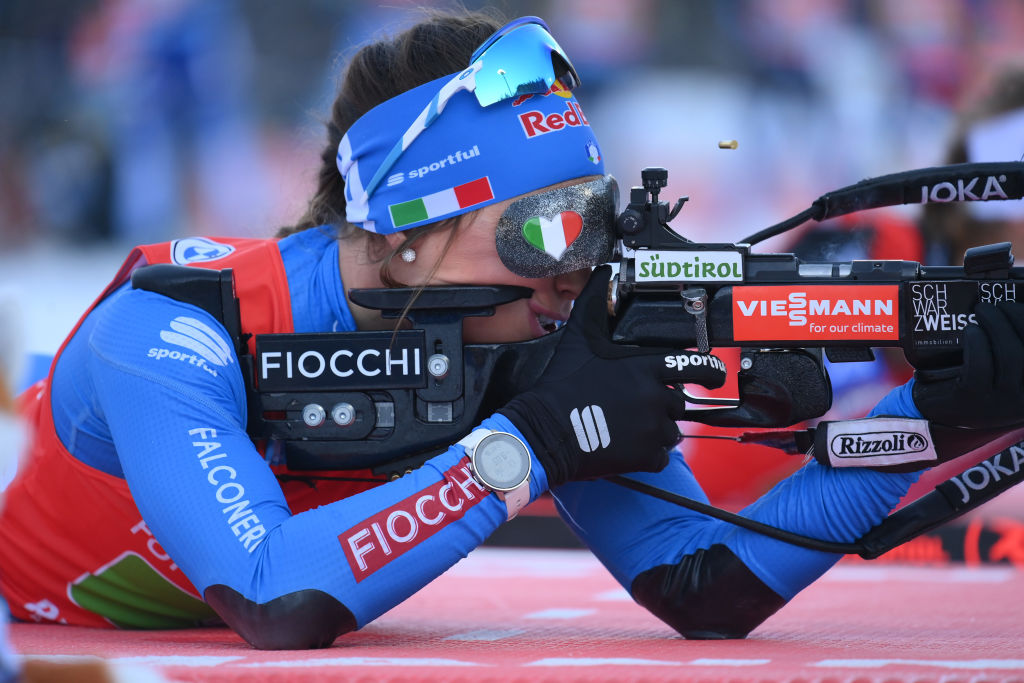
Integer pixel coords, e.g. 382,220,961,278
457,429,490,451
457,429,531,521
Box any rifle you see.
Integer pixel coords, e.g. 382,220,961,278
611,164,1024,425
133,160,1024,558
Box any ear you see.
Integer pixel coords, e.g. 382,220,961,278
383,233,407,251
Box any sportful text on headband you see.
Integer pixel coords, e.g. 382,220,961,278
335,17,608,243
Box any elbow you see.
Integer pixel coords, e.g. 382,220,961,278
629,544,787,640
204,585,357,650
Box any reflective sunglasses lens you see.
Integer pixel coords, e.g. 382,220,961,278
472,22,580,107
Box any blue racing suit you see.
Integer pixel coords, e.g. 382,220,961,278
0,226,921,648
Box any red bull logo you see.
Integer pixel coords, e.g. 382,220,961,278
518,101,590,139
511,79,573,107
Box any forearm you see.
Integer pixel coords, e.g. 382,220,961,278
245,414,546,627
110,376,545,644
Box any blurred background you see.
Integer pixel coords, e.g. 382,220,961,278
2,0,1024,545
1,0,1023,355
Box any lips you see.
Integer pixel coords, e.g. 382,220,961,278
536,311,560,333
528,302,567,337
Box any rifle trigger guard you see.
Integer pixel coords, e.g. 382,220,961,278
681,287,710,353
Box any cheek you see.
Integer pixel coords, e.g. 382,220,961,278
447,249,517,285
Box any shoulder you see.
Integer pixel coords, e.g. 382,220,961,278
87,285,244,393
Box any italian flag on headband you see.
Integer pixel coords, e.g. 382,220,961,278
522,211,582,260
389,177,494,229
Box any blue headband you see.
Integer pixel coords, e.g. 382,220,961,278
336,72,604,235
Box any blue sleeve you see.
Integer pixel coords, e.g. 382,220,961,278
553,381,922,603
868,378,923,419
87,289,547,628
554,452,914,601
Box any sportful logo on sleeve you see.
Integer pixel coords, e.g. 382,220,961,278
147,316,234,378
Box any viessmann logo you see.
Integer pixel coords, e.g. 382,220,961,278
732,285,900,341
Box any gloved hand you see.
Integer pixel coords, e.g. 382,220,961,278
913,301,1024,430
499,265,727,487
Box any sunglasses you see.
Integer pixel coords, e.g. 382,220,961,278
359,16,581,202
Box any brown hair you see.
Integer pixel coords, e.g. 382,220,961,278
920,63,1024,261
277,8,506,286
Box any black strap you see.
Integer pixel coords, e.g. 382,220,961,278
130,264,247,357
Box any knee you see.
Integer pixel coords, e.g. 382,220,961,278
630,544,787,639
204,585,357,650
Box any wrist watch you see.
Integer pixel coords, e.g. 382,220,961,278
458,429,532,521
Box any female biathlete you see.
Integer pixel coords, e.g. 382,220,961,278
2,11,1023,649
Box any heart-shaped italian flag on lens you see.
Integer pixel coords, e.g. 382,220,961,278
522,212,583,260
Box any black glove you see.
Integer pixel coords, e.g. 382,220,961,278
913,301,1024,430
499,265,727,487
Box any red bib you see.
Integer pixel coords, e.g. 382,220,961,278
0,237,384,627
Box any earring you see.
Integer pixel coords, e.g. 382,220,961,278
400,248,417,263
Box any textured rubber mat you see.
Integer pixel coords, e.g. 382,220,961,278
10,548,1024,682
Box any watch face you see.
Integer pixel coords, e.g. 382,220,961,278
474,432,530,491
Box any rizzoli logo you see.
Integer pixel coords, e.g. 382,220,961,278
830,431,929,458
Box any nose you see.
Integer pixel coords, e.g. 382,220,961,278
554,268,590,302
